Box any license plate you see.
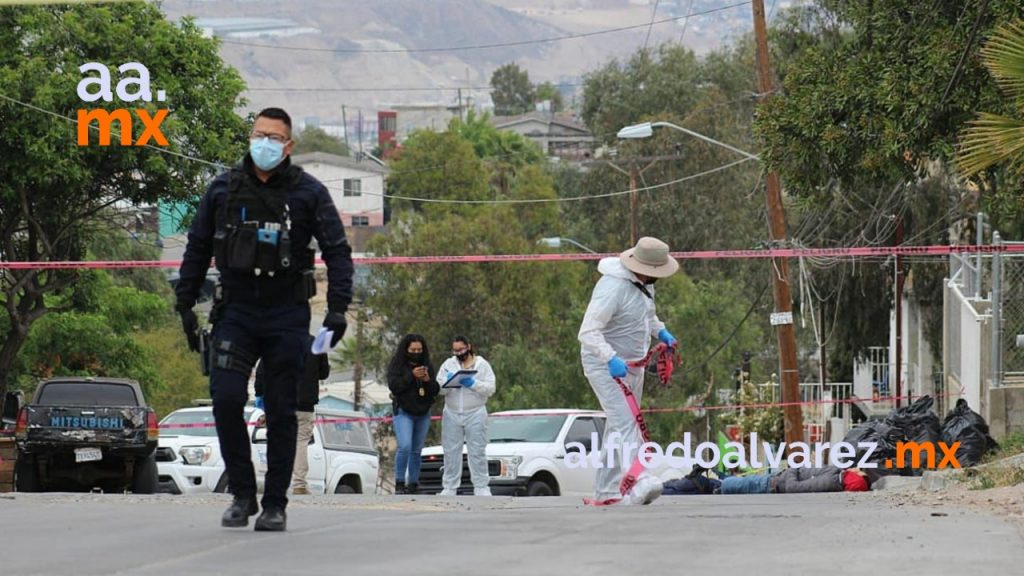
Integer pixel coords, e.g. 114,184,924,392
75,447,103,463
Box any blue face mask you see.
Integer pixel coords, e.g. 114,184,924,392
249,137,285,171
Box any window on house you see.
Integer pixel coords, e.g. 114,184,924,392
351,216,370,227
343,178,362,197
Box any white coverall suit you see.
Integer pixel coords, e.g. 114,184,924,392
579,257,666,503
437,355,496,495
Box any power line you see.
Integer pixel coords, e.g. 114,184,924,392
642,0,662,52
218,2,752,54
0,92,226,170
677,0,697,45
246,83,584,93
0,86,755,206
325,157,755,205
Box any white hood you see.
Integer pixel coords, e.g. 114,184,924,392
158,435,219,453
596,256,638,281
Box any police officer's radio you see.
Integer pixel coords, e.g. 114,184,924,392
213,169,303,278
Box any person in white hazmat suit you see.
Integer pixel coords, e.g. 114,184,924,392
436,335,496,496
578,237,679,505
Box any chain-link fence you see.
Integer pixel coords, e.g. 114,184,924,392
999,248,1024,382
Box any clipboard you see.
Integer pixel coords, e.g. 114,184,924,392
442,369,478,389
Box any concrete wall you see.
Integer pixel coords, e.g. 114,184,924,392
987,385,1024,440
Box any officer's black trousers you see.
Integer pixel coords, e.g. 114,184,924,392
209,301,309,509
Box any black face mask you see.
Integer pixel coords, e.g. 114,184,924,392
455,350,470,362
408,352,424,365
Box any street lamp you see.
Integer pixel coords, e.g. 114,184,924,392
539,236,598,254
616,121,760,161
615,122,761,245
617,113,804,449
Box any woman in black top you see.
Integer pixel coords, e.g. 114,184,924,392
387,334,440,494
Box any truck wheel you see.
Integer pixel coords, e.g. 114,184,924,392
15,455,41,492
526,479,554,497
334,483,356,494
131,455,158,494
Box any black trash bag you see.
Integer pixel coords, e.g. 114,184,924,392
944,398,992,436
886,395,942,446
843,421,877,445
844,420,899,465
941,399,999,467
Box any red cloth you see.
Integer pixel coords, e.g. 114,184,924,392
843,471,869,492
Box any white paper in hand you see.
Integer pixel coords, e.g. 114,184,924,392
312,327,334,354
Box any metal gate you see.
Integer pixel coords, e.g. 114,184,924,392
996,241,1024,383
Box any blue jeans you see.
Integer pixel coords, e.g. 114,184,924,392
721,473,772,494
393,408,432,485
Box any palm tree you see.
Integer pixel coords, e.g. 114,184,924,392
956,19,1024,175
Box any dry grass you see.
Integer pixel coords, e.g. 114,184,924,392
959,464,1024,491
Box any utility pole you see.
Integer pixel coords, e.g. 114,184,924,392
357,109,364,158
818,302,827,388
629,166,639,245
752,0,803,449
601,157,664,246
341,105,350,151
895,215,904,408
352,303,365,411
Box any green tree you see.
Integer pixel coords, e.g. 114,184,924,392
385,128,490,218
0,2,249,412
534,82,564,113
448,109,549,202
957,19,1024,177
292,125,350,157
581,44,704,146
490,63,535,115
448,109,544,166
753,0,1024,376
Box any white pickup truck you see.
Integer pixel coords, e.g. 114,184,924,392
417,409,683,497
157,405,379,495
252,407,379,495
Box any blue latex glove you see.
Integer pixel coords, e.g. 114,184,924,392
608,357,628,378
254,396,264,409
658,328,677,347
460,376,475,388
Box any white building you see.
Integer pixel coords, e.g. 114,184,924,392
490,112,594,162
192,17,319,39
291,152,388,230
385,103,462,141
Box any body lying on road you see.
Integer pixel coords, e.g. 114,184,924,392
662,465,871,495
720,465,870,494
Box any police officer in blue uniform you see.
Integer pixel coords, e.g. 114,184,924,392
175,107,352,531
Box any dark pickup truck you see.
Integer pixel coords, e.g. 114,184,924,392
14,377,159,493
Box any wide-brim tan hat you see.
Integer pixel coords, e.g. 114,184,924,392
620,236,679,278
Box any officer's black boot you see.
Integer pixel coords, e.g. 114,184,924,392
254,506,287,532
222,496,259,528
394,481,406,495
407,483,418,495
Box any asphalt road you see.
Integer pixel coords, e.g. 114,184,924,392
1,491,1020,575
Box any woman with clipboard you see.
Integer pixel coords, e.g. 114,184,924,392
436,335,496,496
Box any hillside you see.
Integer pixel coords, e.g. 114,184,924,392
159,0,758,124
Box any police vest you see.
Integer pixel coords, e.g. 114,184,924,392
212,165,313,277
